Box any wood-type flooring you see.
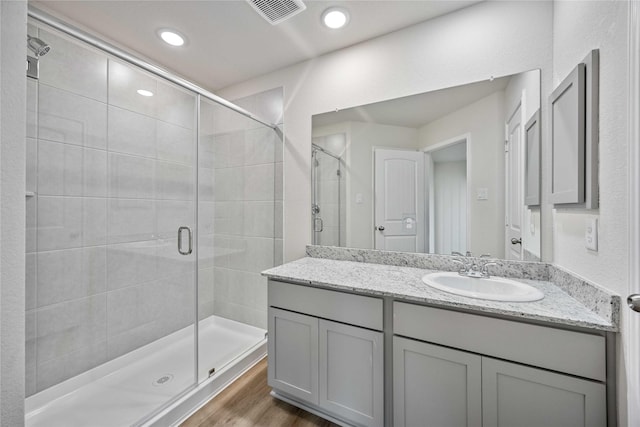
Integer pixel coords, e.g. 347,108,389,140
181,358,339,427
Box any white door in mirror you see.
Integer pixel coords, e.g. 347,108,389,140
422,272,544,302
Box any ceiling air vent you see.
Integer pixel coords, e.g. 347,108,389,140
247,0,306,25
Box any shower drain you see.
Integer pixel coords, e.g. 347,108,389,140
152,374,174,387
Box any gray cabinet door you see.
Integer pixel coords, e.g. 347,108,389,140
482,357,606,427
393,336,482,427
268,307,319,404
319,319,384,427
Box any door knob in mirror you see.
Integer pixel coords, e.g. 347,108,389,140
377,226,385,231
511,237,522,245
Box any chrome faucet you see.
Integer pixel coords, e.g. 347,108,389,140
451,252,497,278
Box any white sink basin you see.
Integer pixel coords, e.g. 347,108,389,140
422,272,544,302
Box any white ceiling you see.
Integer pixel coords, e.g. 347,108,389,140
32,0,480,91
312,75,511,129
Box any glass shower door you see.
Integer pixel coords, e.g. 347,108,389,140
25,23,198,427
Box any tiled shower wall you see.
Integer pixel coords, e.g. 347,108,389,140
199,88,284,330
25,26,199,396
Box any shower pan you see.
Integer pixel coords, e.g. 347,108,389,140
25,8,282,426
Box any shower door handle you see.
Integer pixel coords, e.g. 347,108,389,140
178,226,193,255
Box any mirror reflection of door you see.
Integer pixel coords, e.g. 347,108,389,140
425,140,468,255
312,135,345,246
374,148,425,252
505,105,524,260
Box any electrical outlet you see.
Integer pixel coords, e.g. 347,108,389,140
585,218,598,251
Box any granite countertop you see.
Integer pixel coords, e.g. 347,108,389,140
262,257,617,332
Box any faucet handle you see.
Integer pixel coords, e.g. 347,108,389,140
480,253,492,258
481,261,498,277
465,251,472,257
451,251,465,257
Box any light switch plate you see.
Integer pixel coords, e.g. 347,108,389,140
477,188,489,200
585,218,598,251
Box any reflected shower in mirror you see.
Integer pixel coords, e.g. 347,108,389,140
312,69,541,261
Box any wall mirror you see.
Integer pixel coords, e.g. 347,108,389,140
311,69,541,261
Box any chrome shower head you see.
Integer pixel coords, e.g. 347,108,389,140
27,35,51,57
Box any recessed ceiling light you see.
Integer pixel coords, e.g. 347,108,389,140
322,7,349,29
137,89,154,97
158,29,185,46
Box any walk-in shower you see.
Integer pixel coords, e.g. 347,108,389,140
25,8,282,426
311,136,345,247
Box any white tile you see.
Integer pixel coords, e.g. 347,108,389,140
108,153,155,199
37,196,83,251
107,199,155,244
39,30,108,102
157,120,194,165
26,196,37,253
275,162,283,201
106,321,162,360
37,140,81,196
244,237,275,273
243,201,274,238
26,310,37,396
36,249,82,307
198,267,215,303
36,247,106,307
214,167,244,201
26,253,37,310
198,167,215,202
156,237,194,279
198,201,215,236
38,141,107,197
38,84,107,149
108,60,157,117
37,340,108,392
26,138,37,194
244,127,276,165
36,294,107,365
107,105,156,158
27,80,38,138
83,198,107,246
155,160,194,200
83,148,108,197
198,135,218,169
244,164,275,201
274,239,284,266
106,241,157,290
199,234,216,269
213,201,243,236
155,80,196,129
224,236,249,271
106,285,148,337
275,201,283,239
157,200,194,239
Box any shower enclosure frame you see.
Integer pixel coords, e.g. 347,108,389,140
27,6,279,426
311,143,342,246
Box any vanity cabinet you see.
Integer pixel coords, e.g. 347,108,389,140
394,302,607,427
268,280,384,427
393,337,482,427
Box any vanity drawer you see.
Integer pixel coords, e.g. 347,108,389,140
393,302,606,381
268,280,383,331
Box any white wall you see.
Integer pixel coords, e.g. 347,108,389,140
552,2,630,425
0,0,27,424
419,91,506,258
219,0,554,262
